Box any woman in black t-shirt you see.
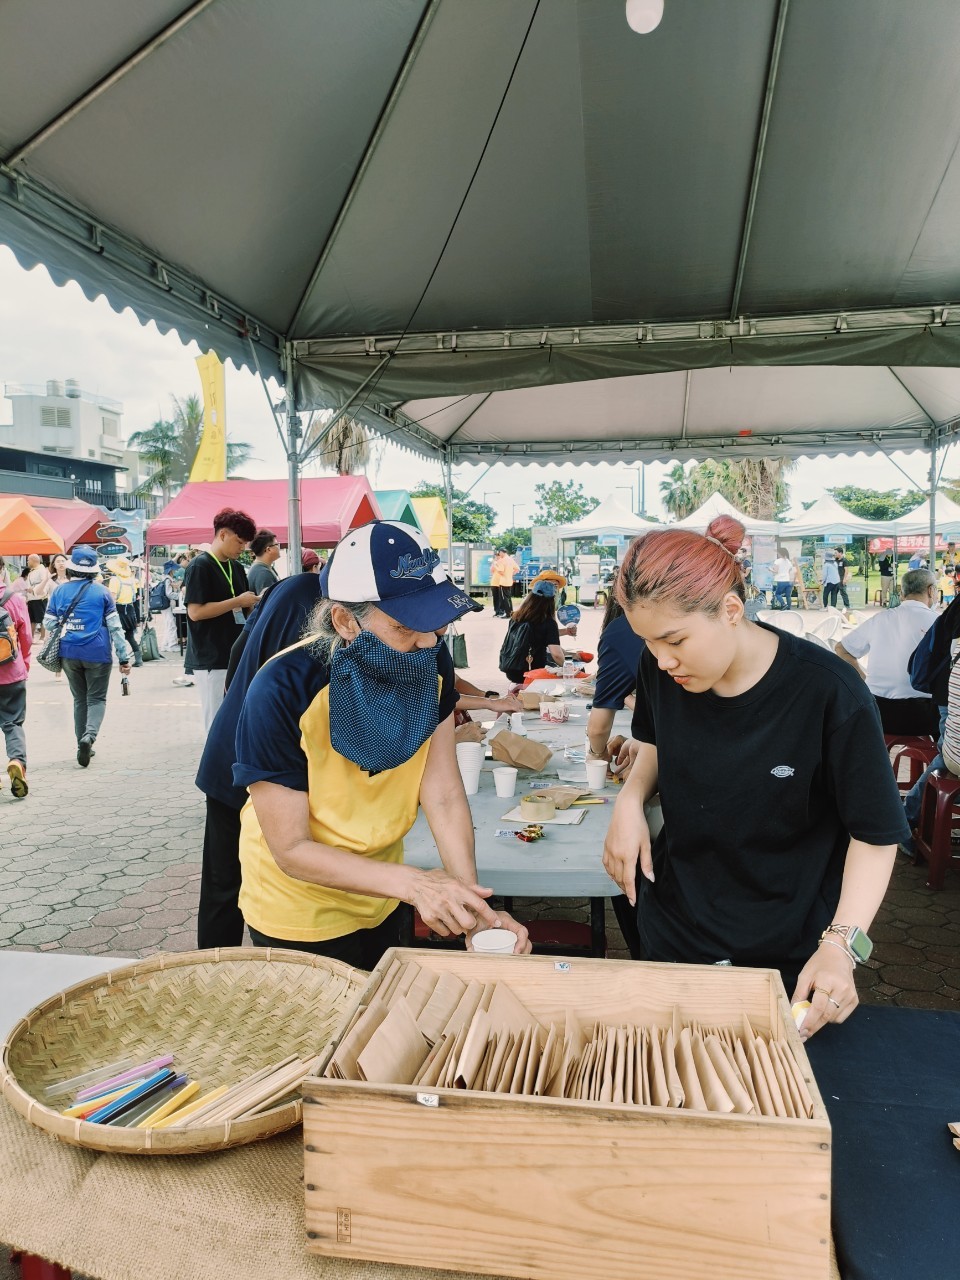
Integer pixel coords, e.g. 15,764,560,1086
499,580,577,684
602,515,908,1041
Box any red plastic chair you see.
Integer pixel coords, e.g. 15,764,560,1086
521,918,606,957
884,734,937,795
912,769,960,890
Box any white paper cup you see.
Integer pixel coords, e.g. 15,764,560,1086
586,758,608,792
458,764,481,796
493,767,518,798
471,928,518,956
456,742,485,769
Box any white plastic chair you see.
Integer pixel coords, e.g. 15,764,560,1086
763,610,805,636
803,631,835,651
806,613,845,644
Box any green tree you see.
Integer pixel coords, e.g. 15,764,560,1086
532,480,600,526
492,526,532,555
827,486,917,521
659,463,697,519
130,394,254,499
410,482,495,543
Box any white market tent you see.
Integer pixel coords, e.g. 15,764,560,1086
555,495,663,541
673,493,782,539
780,493,889,538
893,494,960,538
4,2,960,553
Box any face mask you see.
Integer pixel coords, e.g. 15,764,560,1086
328,627,441,774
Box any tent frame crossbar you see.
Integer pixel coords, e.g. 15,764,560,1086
293,304,960,360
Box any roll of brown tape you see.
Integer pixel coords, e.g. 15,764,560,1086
520,794,556,821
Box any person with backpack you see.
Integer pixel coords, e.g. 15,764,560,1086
107,556,143,668
43,546,132,767
498,579,578,685
150,561,179,653
902,591,960,840
0,581,31,798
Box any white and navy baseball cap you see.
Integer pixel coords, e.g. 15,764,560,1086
321,521,481,631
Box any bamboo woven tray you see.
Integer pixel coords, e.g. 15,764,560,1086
0,948,363,1156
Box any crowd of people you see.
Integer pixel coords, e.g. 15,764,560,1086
4,510,956,1034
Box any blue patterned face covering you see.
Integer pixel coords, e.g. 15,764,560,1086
328,628,441,774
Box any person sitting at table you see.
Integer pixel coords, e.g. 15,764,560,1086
835,568,940,737
603,515,908,1040
233,520,530,967
499,580,577,686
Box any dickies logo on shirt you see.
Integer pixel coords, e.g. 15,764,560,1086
770,765,795,778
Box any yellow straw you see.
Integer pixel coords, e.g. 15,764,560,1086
149,1084,229,1129
137,1080,200,1129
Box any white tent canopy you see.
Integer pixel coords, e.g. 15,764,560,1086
672,493,783,538
893,494,960,537
555,495,663,541
780,493,889,538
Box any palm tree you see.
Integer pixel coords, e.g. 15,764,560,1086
659,463,697,519
301,411,370,476
130,394,254,498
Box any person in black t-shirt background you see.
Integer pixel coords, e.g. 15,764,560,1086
183,507,258,732
499,580,577,684
603,515,908,1041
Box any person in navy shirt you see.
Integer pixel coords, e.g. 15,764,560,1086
43,545,131,767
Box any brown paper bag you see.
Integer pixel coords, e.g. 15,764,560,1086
674,1027,708,1112
732,1037,762,1113
489,729,553,772
549,1009,585,1099
417,971,468,1046
392,962,421,1004
404,968,440,1020
533,1023,561,1097
636,1027,651,1106
661,1028,685,1108
690,1033,736,1114
486,983,542,1037
440,1024,471,1089
414,1030,457,1087
578,1042,599,1101
325,999,388,1080
455,1009,493,1090
705,1034,755,1115
522,1025,546,1095
745,1038,776,1117
485,1031,514,1092
751,1036,788,1118
495,1032,523,1093
647,1027,670,1108
611,1027,627,1104
520,689,548,711
509,1026,534,1094
770,1040,812,1119
530,785,591,810
376,957,405,1007
623,1026,636,1106
766,1038,799,1119
356,999,429,1085
440,980,486,1041
598,1026,617,1104
590,1027,608,1102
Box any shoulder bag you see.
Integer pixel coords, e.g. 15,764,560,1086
36,582,93,675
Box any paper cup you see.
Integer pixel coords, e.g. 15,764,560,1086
456,742,484,769
458,763,481,796
493,767,518,798
586,759,608,792
510,711,526,735
471,928,518,956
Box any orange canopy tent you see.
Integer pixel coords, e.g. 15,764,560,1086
0,497,64,555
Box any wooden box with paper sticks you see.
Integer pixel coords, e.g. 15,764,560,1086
303,950,832,1280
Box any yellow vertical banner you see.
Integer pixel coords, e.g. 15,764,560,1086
190,352,227,482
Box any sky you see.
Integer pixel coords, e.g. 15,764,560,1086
0,245,942,531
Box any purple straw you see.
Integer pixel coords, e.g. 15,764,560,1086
75,1056,174,1102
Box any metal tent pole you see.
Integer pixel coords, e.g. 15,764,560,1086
283,342,303,567
930,429,938,569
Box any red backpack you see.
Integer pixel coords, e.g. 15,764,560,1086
0,589,19,666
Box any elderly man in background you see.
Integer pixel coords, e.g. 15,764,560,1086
24,554,51,641
835,568,940,736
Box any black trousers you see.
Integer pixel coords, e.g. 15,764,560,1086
197,795,244,949
874,695,941,738
248,908,401,971
492,585,512,616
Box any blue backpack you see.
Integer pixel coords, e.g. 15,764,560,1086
908,596,960,695
149,579,170,612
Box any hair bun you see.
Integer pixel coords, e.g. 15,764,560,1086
705,515,745,556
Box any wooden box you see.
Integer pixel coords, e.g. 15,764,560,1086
304,950,831,1280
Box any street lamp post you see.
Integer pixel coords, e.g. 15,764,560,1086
512,502,528,528
483,490,500,535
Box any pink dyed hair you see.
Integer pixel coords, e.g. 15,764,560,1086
616,515,746,616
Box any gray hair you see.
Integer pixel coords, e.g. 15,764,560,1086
305,598,378,660
901,568,937,598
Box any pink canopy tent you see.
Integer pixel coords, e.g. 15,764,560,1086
24,496,110,550
146,478,381,549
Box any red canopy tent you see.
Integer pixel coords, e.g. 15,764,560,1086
19,496,110,550
146,478,381,549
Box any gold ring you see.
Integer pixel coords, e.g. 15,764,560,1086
815,987,841,1009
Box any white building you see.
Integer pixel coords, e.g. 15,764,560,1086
0,379,145,492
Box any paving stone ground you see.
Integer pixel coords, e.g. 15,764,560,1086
1,604,958,1014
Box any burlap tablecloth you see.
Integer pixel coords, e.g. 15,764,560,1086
0,1100,840,1280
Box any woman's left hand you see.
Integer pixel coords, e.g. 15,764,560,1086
791,942,858,1041
467,912,532,954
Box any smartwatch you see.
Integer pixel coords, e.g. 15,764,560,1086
821,924,873,964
